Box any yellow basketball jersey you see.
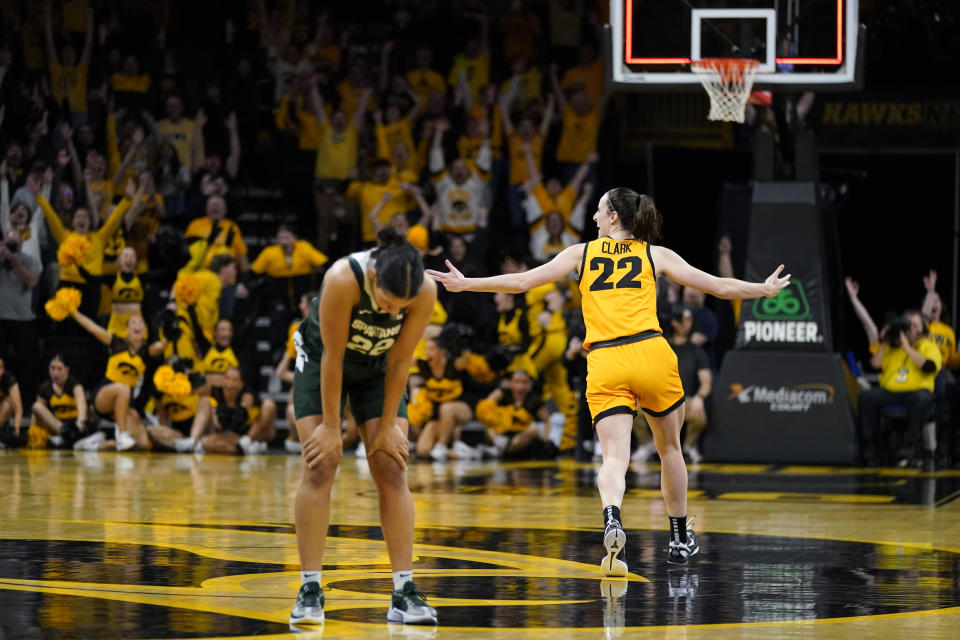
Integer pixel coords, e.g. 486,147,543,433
105,338,147,387
578,238,660,349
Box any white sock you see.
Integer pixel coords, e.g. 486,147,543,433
301,570,321,586
392,570,413,591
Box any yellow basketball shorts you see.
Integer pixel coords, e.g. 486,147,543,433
585,335,685,425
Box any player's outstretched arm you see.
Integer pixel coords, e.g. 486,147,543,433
651,245,789,300
427,244,584,294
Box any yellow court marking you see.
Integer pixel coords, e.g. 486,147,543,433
716,491,896,504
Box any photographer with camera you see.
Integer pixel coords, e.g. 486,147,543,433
0,230,41,410
859,310,941,468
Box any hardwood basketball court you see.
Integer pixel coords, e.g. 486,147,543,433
1,451,957,638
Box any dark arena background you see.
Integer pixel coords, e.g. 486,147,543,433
0,1,958,638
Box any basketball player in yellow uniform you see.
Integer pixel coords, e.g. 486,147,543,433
428,187,790,571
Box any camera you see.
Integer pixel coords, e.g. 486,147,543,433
883,314,911,347
4,239,17,252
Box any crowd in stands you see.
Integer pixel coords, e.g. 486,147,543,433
0,1,955,467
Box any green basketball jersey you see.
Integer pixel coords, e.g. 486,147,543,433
295,249,406,372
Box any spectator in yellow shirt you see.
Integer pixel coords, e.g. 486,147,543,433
447,17,491,103
860,310,941,468
406,46,445,107
501,92,554,229
345,159,411,244
184,195,248,271
561,42,605,105
44,4,93,122
921,270,959,370
156,95,196,171
250,225,328,311
550,63,608,184
309,83,371,253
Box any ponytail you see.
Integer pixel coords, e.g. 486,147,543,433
606,187,662,242
371,228,425,300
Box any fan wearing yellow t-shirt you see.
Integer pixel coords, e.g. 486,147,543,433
44,3,93,120
309,84,371,254
501,90,554,229
921,271,960,370
345,160,412,244
250,226,328,310
550,63,609,182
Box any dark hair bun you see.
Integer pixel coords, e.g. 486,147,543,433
377,227,407,248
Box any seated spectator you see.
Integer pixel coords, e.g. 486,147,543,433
31,355,91,449
475,367,556,459
68,311,168,451
184,195,248,270
0,357,24,448
429,119,491,235
632,305,712,463
190,367,276,455
106,247,144,338
250,225,328,311
860,310,942,468
412,336,476,461
0,230,41,408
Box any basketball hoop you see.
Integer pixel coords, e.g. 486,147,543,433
690,58,760,123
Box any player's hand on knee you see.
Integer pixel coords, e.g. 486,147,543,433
302,421,343,470
369,423,410,470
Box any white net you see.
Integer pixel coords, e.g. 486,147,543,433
690,58,760,123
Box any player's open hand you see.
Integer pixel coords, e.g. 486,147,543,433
763,265,791,297
368,423,409,470
302,421,343,470
425,260,468,292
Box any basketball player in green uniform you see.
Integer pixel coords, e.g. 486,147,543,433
289,229,438,626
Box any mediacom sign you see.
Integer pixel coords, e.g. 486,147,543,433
728,382,835,413
704,351,857,464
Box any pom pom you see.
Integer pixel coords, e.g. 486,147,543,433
153,365,193,398
173,273,202,305
57,234,91,267
44,287,83,321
